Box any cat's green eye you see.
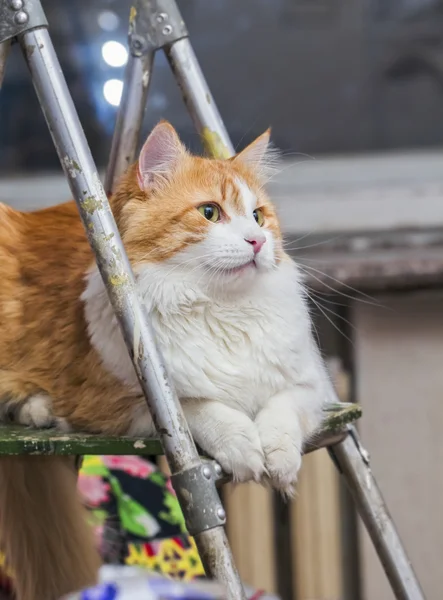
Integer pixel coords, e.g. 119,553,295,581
253,208,264,227
198,204,221,222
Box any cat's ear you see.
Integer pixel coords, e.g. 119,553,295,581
137,121,185,192
232,129,279,181
233,129,271,169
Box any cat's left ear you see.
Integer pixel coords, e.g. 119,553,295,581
137,121,186,192
232,129,272,173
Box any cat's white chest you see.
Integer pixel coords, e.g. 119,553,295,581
82,261,310,417
150,297,297,415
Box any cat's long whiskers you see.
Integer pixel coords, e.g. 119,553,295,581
147,251,222,283
299,262,381,304
281,231,317,248
307,289,350,309
297,263,382,308
283,235,342,252
306,291,357,333
307,293,354,346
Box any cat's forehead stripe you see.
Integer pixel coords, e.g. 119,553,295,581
235,178,257,215
220,176,256,217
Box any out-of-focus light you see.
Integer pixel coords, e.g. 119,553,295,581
102,41,128,68
103,79,123,106
98,10,120,32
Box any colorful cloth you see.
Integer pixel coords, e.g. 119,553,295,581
78,456,205,581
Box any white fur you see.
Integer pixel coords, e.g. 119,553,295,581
236,177,256,214
82,180,333,493
17,393,70,431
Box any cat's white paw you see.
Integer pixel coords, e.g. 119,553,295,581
18,394,55,428
209,425,265,483
184,400,266,483
256,417,303,498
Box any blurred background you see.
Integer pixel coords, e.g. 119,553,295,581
2,1,443,599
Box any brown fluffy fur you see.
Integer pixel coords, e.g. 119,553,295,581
0,122,280,599
0,457,101,600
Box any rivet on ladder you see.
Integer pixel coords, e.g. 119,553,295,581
156,12,167,23
162,25,173,36
10,0,23,10
202,465,212,479
14,11,28,24
217,507,226,521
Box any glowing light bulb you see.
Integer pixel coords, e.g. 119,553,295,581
103,79,123,106
101,41,128,68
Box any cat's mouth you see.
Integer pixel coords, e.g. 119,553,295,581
221,260,256,275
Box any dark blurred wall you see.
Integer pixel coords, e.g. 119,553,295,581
1,0,443,173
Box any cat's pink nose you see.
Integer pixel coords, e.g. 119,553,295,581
245,236,266,254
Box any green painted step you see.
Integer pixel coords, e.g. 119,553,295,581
0,402,362,456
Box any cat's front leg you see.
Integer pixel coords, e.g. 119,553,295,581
182,398,265,483
255,387,324,497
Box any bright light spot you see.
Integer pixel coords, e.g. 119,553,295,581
103,79,123,106
98,10,120,32
102,41,128,68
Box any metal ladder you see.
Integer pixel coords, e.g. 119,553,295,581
0,1,425,599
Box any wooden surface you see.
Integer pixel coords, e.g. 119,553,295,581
224,482,277,594
354,292,443,600
297,237,443,293
0,403,361,456
291,449,344,600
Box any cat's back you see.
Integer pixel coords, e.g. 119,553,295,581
0,201,91,348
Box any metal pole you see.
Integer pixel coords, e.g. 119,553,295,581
166,38,235,159
104,51,154,195
0,40,10,89
19,26,246,600
329,429,425,600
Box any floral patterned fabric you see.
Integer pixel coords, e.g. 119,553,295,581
79,456,205,581
0,455,204,594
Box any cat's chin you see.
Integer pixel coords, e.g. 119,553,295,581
203,259,273,295
219,259,257,276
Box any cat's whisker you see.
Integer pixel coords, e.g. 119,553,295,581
283,235,342,252
306,289,351,309
297,263,383,308
307,293,354,346
306,291,357,334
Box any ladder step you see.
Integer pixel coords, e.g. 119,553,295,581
0,403,361,457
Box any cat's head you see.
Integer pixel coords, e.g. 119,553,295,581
114,121,283,294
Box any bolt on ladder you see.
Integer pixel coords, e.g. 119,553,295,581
0,1,425,599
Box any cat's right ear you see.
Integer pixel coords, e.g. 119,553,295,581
137,121,185,192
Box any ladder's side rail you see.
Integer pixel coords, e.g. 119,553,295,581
105,0,190,194
166,38,235,159
0,40,10,89
104,50,154,195
2,3,246,598
105,0,235,200
329,428,425,600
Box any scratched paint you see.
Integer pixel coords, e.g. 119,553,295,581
201,128,232,160
82,196,103,214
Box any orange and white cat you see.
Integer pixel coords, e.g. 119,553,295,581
0,122,332,600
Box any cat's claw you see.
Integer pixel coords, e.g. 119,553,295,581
262,441,302,498
257,423,303,498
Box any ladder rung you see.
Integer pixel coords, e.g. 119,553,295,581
0,403,362,457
